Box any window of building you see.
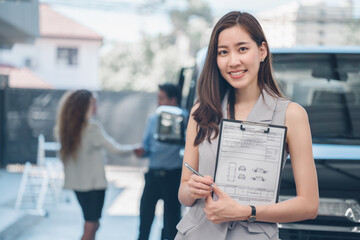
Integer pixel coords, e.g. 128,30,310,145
56,47,78,66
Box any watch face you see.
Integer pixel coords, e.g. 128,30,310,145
247,216,256,222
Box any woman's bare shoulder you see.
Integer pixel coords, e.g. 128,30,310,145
285,102,310,129
286,102,308,119
191,102,200,114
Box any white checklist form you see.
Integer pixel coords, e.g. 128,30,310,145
214,119,287,206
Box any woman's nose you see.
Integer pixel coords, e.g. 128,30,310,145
229,53,241,67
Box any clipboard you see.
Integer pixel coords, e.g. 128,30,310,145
213,119,287,206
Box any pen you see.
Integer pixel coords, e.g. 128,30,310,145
184,162,214,188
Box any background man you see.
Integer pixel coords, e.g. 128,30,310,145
134,83,183,240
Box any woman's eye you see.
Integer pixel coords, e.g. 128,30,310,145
218,50,227,56
239,47,247,52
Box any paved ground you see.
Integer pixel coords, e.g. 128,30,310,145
0,165,165,240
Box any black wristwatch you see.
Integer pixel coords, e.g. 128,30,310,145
247,205,256,222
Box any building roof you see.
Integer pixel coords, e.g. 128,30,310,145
40,4,103,41
0,65,53,89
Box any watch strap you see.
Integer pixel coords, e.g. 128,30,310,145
250,205,256,216
247,205,256,222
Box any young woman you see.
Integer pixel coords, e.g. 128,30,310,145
176,11,319,240
55,90,134,240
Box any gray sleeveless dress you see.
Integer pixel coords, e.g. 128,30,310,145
175,89,290,240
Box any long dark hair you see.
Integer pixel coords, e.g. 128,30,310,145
193,11,283,146
55,89,92,162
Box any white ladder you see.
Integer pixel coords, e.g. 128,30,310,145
15,134,62,215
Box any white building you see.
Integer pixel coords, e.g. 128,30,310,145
258,0,354,47
0,4,103,90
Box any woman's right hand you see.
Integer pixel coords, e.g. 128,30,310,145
134,147,144,157
187,175,214,199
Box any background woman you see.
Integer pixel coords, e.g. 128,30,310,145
55,89,134,240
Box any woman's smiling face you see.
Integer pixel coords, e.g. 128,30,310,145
217,25,267,91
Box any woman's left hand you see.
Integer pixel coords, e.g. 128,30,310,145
204,185,250,224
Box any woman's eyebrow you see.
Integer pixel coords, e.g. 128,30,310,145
235,41,250,46
218,41,250,48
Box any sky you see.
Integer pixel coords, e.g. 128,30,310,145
44,0,360,43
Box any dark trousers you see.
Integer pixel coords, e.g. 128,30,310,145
138,168,182,240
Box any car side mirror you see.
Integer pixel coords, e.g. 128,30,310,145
154,105,187,145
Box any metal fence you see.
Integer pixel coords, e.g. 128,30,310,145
0,84,157,167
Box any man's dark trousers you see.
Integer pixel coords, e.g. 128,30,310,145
138,168,182,240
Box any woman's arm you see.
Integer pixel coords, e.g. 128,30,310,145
255,102,319,222
203,102,319,223
92,121,135,154
178,104,214,207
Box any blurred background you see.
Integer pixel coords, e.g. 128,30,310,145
0,0,360,239
0,0,359,168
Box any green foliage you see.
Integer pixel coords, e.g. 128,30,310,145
100,0,212,92
100,34,181,92
347,18,360,45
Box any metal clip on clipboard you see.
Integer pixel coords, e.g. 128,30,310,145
239,121,270,133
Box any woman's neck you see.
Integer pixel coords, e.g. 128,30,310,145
234,84,261,106
229,84,261,121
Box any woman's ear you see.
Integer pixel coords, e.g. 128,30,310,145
260,41,268,61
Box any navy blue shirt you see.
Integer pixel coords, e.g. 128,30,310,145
142,113,183,170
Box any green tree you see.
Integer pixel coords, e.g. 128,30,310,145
169,0,213,55
347,18,360,45
100,0,212,91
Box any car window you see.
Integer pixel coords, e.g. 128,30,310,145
273,53,360,142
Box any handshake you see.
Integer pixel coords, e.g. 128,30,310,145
133,144,145,158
